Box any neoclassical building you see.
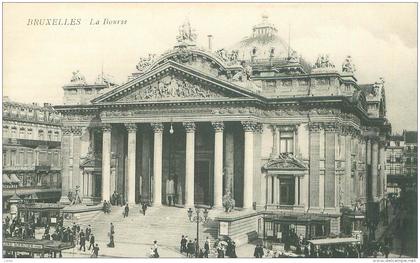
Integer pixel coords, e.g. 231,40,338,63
55,16,390,237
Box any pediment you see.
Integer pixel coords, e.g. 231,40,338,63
92,61,259,104
263,153,308,171
118,74,229,102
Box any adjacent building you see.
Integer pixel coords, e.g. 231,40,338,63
2,97,62,210
386,130,417,194
54,16,390,242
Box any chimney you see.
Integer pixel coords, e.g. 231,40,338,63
207,35,213,51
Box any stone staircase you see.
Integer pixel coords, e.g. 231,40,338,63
63,205,219,253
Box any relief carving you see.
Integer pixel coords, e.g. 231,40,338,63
119,75,225,101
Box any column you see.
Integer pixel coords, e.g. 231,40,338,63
241,121,256,209
151,123,164,206
344,127,352,206
59,127,72,204
72,127,82,197
212,121,224,208
102,124,112,202
366,138,372,199
273,176,279,204
183,122,196,208
324,123,336,209
271,125,279,158
87,172,93,197
126,123,137,204
309,123,321,209
295,176,299,205
371,138,379,201
378,141,386,198
267,175,272,204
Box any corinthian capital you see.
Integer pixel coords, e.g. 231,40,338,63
151,122,164,133
323,122,339,132
211,121,224,132
125,123,138,133
183,121,196,133
102,123,112,133
308,122,322,132
241,121,258,132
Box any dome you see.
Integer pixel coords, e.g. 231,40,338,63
230,14,291,61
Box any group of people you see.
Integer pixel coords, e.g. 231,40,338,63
110,191,125,206
3,215,36,239
65,222,100,258
180,235,207,258
214,238,237,258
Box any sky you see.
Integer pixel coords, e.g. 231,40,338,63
3,3,417,133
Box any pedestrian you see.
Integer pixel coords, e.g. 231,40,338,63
85,225,91,241
254,244,262,258
230,241,237,258
92,243,100,258
107,233,115,248
204,236,210,257
217,243,225,258
153,240,159,258
187,239,194,258
141,202,147,216
79,232,86,252
88,234,95,250
110,222,115,236
180,235,187,253
382,244,390,258
124,203,129,218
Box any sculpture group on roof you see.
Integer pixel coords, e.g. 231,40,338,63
215,48,239,65
136,53,156,72
70,70,87,85
313,54,335,69
176,19,197,45
342,55,356,73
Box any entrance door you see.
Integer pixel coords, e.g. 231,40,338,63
194,160,211,205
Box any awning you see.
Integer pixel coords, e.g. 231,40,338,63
308,237,360,245
9,174,21,184
3,174,12,184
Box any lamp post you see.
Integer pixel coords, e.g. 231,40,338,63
187,207,209,257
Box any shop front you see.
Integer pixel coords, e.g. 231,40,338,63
260,213,331,248
17,203,64,227
3,238,73,258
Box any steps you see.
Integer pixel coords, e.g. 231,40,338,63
63,205,219,253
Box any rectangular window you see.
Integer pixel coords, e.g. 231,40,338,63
47,131,52,141
280,131,294,154
11,150,16,166
38,130,44,140
3,126,9,137
279,177,295,205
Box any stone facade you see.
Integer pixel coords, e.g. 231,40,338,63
2,97,62,209
54,16,391,239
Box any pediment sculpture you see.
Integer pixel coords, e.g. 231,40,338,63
215,48,239,65
118,75,226,102
263,153,307,171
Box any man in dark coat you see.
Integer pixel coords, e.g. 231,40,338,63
92,244,100,258
79,232,86,252
88,234,95,250
180,235,187,253
85,225,91,241
187,240,194,258
124,204,129,218
141,203,147,216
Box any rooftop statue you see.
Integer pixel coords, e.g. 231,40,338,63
342,55,356,73
232,61,253,82
176,19,197,45
288,50,299,63
313,54,335,69
70,70,87,85
136,53,156,73
215,48,239,65
95,73,117,87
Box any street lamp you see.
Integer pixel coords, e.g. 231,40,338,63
187,207,209,257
